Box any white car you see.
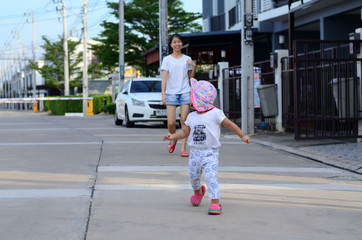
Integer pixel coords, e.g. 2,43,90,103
114,77,180,127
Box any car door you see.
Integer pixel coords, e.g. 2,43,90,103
117,79,131,120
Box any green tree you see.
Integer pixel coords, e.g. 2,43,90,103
92,0,202,75
30,35,83,94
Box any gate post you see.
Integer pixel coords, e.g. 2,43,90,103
274,49,289,132
217,61,229,111
355,28,362,142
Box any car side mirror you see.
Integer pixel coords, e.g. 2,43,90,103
122,90,128,94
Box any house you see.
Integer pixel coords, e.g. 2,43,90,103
144,0,361,70
142,0,362,139
203,0,361,49
201,0,362,139
0,37,110,100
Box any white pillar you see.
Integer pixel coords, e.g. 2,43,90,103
217,62,229,111
355,28,362,142
241,0,254,135
39,93,44,112
274,49,289,132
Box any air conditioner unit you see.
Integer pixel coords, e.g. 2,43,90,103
260,0,273,12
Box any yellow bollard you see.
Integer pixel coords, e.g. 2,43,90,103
86,99,94,116
33,102,38,112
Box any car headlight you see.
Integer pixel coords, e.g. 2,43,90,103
131,98,145,107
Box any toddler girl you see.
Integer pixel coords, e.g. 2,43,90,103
163,78,250,215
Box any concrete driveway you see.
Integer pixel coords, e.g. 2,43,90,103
0,111,361,240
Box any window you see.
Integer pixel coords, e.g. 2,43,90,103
28,75,32,88
211,13,225,31
229,7,236,28
273,0,289,8
130,81,161,93
121,80,131,93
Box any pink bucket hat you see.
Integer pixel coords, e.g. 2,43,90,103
190,78,217,112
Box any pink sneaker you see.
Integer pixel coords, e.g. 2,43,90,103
190,185,205,206
208,203,222,215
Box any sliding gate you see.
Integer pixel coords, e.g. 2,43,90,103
282,40,362,140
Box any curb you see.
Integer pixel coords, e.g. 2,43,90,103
251,139,362,175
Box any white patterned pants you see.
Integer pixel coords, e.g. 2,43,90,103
188,147,220,199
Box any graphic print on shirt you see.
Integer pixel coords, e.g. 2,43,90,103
192,125,206,145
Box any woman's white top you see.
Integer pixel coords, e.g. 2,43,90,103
161,54,192,94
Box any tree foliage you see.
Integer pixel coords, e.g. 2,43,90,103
92,0,202,75
29,36,83,93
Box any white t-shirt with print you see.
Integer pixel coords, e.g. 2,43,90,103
161,54,192,94
185,108,226,149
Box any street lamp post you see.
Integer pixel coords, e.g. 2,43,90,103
82,0,88,116
159,0,168,74
119,0,125,94
55,0,70,96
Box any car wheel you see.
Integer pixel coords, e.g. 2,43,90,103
114,110,123,126
124,106,134,128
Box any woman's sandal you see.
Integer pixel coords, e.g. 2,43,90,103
190,185,205,206
168,141,177,153
181,150,189,157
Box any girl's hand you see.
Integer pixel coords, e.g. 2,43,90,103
241,135,250,144
187,59,196,67
161,94,167,105
163,133,173,141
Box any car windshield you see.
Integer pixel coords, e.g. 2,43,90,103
130,80,161,93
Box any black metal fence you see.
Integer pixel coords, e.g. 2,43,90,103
221,65,242,127
254,59,276,130
282,40,362,139
221,61,275,129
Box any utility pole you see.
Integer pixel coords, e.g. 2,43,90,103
55,0,70,96
5,62,9,98
23,46,27,96
7,62,11,100
82,0,88,116
9,45,14,108
241,0,255,135
6,62,9,100
0,63,3,98
25,9,37,98
12,32,23,99
17,33,23,102
159,0,168,74
23,46,28,110
118,0,124,93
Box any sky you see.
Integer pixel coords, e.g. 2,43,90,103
0,0,202,65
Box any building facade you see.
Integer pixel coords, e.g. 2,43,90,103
0,37,106,100
202,0,362,53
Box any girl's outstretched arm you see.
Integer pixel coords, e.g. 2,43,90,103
163,125,191,141
221,118,250,144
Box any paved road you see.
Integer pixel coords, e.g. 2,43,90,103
0,111,362,240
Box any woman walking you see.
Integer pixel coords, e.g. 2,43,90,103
161,33,196,157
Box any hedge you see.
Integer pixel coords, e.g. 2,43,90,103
43,94,113,115
105,103,116,114
92,95,112,115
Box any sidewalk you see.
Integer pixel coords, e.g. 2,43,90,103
249,131,362,174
